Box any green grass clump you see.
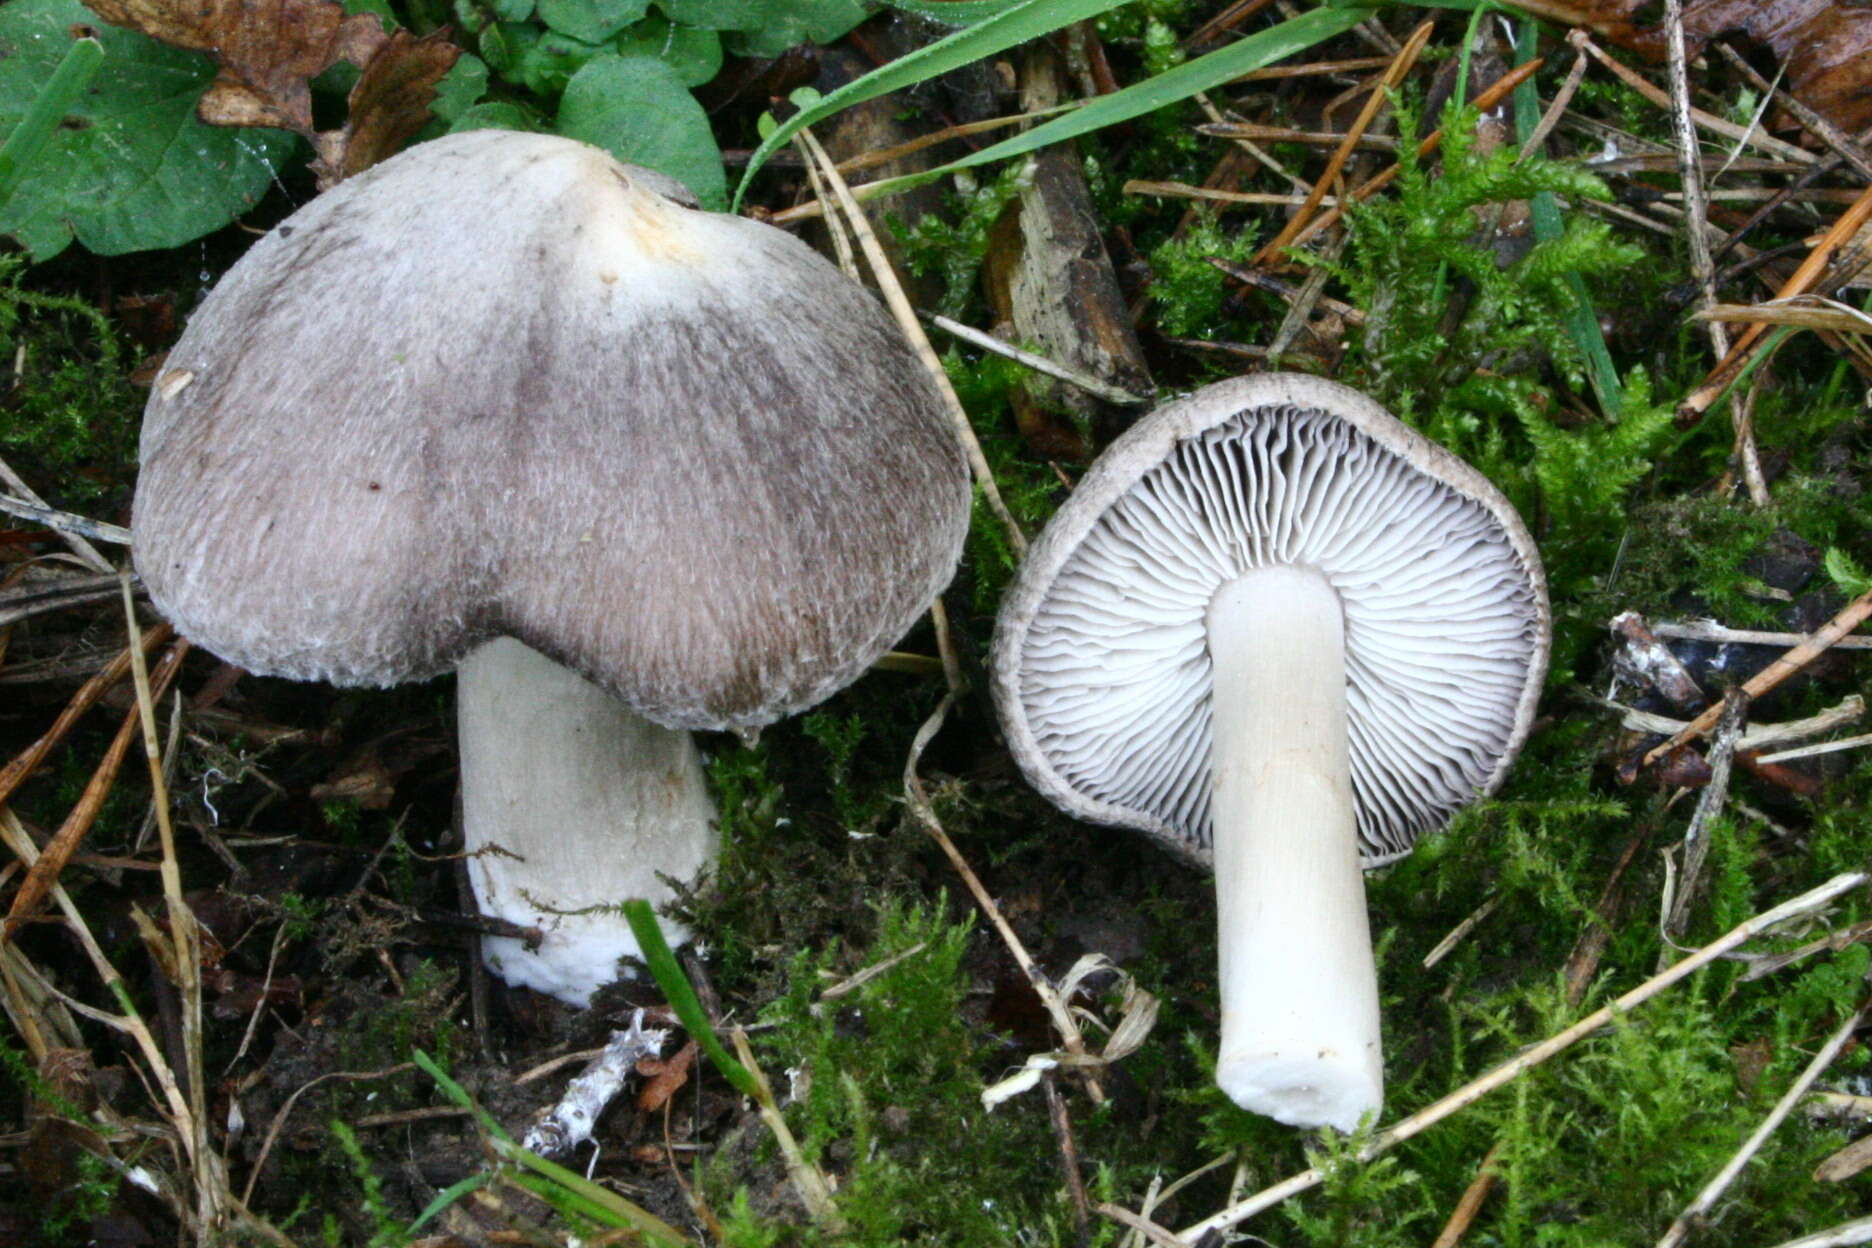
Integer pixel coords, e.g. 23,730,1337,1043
712,898,1064,1245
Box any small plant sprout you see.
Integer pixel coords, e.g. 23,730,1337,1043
132,129,970,1006
993,373,1548,1130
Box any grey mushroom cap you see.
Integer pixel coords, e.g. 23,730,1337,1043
992,373,1549,868
134,130,970,732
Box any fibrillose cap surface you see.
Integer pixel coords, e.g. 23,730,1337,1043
134,130,970,732
992,373,1550,867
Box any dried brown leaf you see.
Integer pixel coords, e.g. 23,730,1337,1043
1520,0,1872,136
84,0,387,136
311,29,461,186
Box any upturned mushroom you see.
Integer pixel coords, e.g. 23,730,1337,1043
134,129,970,1005
993,373,1547,1130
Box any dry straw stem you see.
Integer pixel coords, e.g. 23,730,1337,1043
1125,180,1334,208
0,451,117,572
1699,297,1872,335
794,127,1028,557
1652,619,1872,651
119,575,226,1230
925,312,1151,406
1678,179,1872,423
1137,871,1872,1244
1643,586,1872,767
728,1025,844,1229
3,637,187,937
1565,31,1816,168
1615,692,1864,752
1250,19,1432,266
1757,732,1872,767
1761,1214,1872,1248
1656,1000,1869,1248
903,597,1105,1102
0,620,172,809
766,103,1078,225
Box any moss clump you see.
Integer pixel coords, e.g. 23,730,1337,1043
0,256,136,509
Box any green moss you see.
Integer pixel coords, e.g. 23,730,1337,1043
0,256,135,509
1145,209,1259,340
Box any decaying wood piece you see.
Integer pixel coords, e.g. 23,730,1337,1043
983,42,1152,459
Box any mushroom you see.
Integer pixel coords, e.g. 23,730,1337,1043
992,373,1547,1130
133,129,970,1005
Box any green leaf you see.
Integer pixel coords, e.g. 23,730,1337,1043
886,0,1025,24
538,0,652,45
654,0,767,30
732,0,1130,208
622,899,760,1100
427,53,490,125
0,0,294,260
859,4,1377,197
616,16,723,87
0,33,102,214
449,100,542,133
557,52,725,207
722,0,869,57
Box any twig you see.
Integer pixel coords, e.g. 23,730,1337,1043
1650,618,1872,651
1044,1073,1093,1248
0,453,116,573
795,127,1027,556
1756,732,1872,766
1677,180,1872,424
1515,49,1590,162
1422,895,1501,970
1708,43,1872,184
1611,693,1863,752
924,314,1151,405
0,493,132,550
1172,872,1869,1240
1758,1215,1872,1248
522,1011,668,1158
0,622,172,810
1566,32,1816,167
1124,180,1325,208
905,598,1103,1102
728,1026,844,1229
1430,1143,1501,1248
1096,1202,1191,1248
1252,20,1433,266
1665,694,1747,939
4,639,188,937
1642,587,1872,767
1656,1002,1869,1248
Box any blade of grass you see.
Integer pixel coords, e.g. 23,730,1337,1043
411,1048,693,1245
1511,18,1622,410
622,899,757,1098
856,4,1377,199
0,35,103,212
733,0,1128,209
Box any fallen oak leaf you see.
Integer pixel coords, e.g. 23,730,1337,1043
311,28,460,186
81,0,458,182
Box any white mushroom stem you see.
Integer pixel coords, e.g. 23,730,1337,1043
1207,566,1382,1131
456,638,719,1007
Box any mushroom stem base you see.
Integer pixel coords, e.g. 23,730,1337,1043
1207,566,1382,1132
458,638,718,1006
